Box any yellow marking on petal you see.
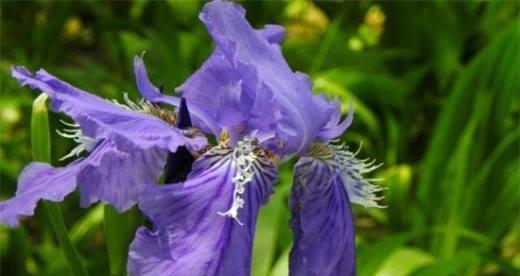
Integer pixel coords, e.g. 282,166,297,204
308,142,334,160
219,131,230,147
143,105,177,126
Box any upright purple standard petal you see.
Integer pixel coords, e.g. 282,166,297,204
135,25,285,140
128,139,278,276
12,67,206,153
133,56,221,136
198,1,335,155
317,100,354,141
289,144,357,276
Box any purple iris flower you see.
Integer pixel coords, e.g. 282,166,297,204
1,1,383,275
128,1,383,276
0,67,207,226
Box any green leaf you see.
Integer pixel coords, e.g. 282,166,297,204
358,234,411,276
416,21,520,257
375,247,435,276
384,165,413,231
269,246,291,276
252,165,291,276
104,205,142,276
70,204,104,245
313,75,380,136
412,251,479,276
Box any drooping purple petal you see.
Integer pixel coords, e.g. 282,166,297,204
0,162,81,226
12,66,206,153
289,150,356,276
0,139,167,226
198,1,335,155
128,227,176,275
77,140,166,212
128,141,278,276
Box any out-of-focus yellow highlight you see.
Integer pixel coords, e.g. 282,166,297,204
284,0,329,42
64,17,82,40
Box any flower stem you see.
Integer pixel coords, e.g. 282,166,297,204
43,202,89,276
31,94,89,276
104,205,141,276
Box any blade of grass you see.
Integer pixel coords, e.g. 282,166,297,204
374,247,434,276
310,16,342,75
358,234,410,276
437,93,487,258
70,204,104,245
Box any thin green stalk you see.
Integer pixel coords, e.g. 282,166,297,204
43,202,89,276
310,9,344,75
31,94,89,276
104,205,141,276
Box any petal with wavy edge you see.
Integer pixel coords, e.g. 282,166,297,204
0,162,81,227
0,139,167,227
12,66,206,153
129,142,278,276
77,140,167,212
137,24,286,138
317,100,354,141
199,1,335,155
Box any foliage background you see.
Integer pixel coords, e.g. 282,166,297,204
0,0,519,275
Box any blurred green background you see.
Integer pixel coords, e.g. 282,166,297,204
0,0,519,275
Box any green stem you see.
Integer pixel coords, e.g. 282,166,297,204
104,205,141,276
31,94,89,276
43,202,89,276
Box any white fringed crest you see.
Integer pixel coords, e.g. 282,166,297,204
310,141,385,208
218,137,258,225
56,120,97,161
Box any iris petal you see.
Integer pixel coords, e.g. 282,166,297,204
199,1,334,155
317,100,354,141
289,141,384,275
129,140,278,276
175,24,286,140
12,66,206,153
128,228,176,276
0,162,80,227
3,66,209,223
290,153,356,276
77,140,166,212
330,142,385,208
134,56,220,135
0,138,165,226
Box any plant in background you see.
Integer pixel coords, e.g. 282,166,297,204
0,1,383,276
2,0,518,275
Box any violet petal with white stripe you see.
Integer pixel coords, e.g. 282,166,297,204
129,139,278,276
